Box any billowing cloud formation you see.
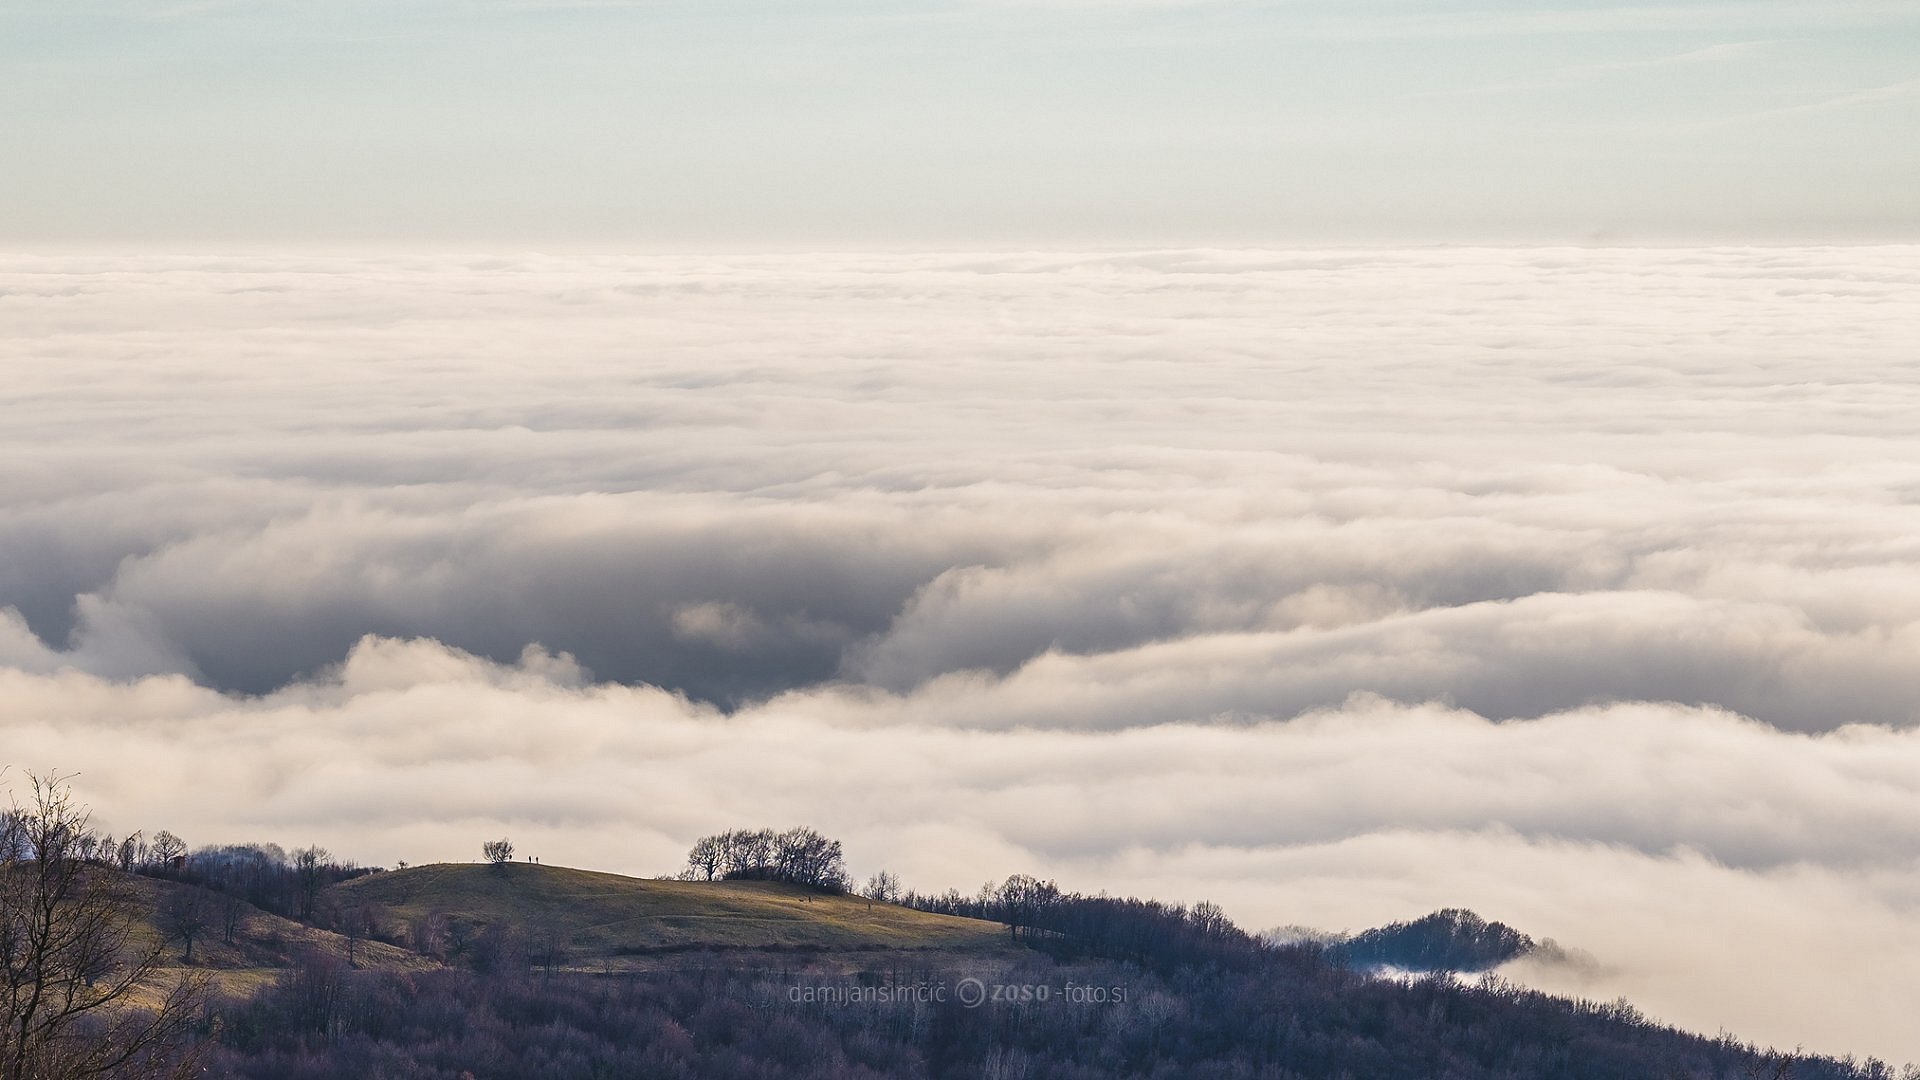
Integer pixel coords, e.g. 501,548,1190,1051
4,642,1920,1061
6,248,1920,723
4,248,1920,1060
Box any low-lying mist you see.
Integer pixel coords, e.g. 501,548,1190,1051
4,247,1919,1061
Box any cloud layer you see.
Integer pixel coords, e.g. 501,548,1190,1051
4,247,1920,1060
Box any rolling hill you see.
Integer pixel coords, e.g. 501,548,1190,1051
60,863,1887,1079
328,862,1008,965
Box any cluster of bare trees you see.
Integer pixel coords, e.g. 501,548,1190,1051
0,817,188,879
859,869,902,904
683,827,847,891
0,771,205,1079
893,873,1069,942
899,872,1248,965
183,843,339,926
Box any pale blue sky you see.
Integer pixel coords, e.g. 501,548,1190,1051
2,0,1915,246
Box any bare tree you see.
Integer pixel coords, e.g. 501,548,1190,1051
147,832,186,873
291,846,330,922
861,870,902,904
0,816,22,865
157,887,210,964
482,838,515,875
113,833,143,874
722,828,773,879
1189,900,1229,938
409,909,449,959
325,897,383,968
280,947,347,1038
219,891,247,945
443,917,473,961
994,874,1061,943
0,771,207,1079
686,835,723,881
772,828,846,891
528,919,570,973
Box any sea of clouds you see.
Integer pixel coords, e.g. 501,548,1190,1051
3,246,1919,1061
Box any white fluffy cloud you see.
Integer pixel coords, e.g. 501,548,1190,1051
4,643,1920,1060
4,247,1920,1060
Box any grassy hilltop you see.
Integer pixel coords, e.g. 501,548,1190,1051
124,862,1007,998
332,862,1006,960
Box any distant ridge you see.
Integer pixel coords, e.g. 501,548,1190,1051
1327,908,1544,973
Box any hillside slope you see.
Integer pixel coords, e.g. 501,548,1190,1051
127,874,435,999
330,863,1007,961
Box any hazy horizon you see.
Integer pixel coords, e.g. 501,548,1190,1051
4,0,1917,247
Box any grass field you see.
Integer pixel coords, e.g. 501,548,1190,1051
331,863,1008,963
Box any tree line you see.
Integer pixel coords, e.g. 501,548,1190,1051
682,827,847,891
898,873,1258,973
198,916,1906,1080
1330,907,1539,973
